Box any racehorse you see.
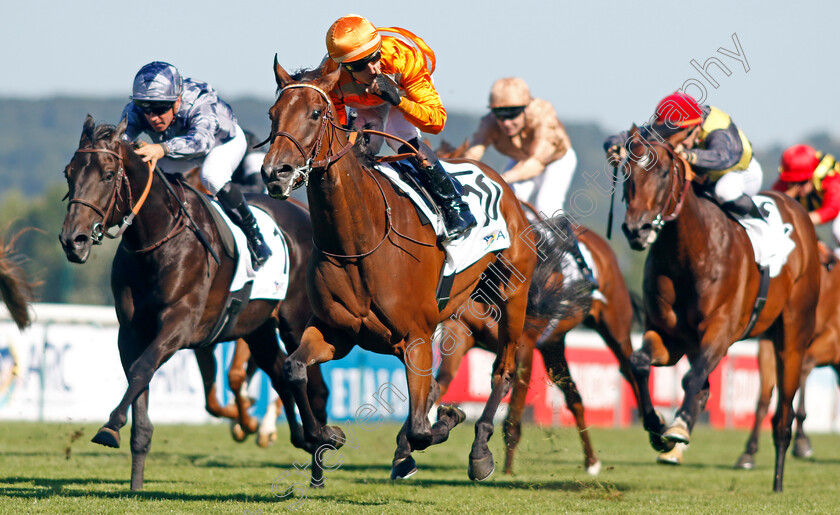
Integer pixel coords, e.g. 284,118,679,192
260,59,576,483
436,221,641,475
620,125,821,492
0,228,36,330
735,250,840,469
59,115,328,490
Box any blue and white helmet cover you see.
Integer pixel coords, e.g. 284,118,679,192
131,61,183,102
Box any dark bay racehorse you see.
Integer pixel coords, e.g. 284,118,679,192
436,222,640,475
59,116,328,490
735,252,840,469
0,229,36,330
260,60,565,483
621,126,820,492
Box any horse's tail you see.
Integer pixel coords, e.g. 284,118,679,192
0,228,37,330
524,215,593,329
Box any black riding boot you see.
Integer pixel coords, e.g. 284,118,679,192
722,193,769,221
404,140,477,241
216,182,272,270
556,214,599,290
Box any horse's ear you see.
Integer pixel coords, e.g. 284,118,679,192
81,114,95,144
274,54,293,88
629,124,640,139
318,64,341,92
113,116,128,144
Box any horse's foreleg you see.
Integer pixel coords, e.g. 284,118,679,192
772,326,806,492
793,350,822,459
193,347,240,420
435,320,475,400
129,388,153,491
736,338,776,469
229,339,259,438
502,328,538,475
93,327,180,449
630,330,679,452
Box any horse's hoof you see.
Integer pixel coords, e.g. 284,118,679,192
390,456,418,480
657,443,686,465
324,425,346,449
649,430,675,453
91,426,120,448
257,431,277,448
793,438,814,459
468,454,495,481
662,419,690,444
586,460,602,476
438,405,466,425
230,423,248,443
734,453,755,470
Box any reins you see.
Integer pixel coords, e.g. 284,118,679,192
262,82,434,260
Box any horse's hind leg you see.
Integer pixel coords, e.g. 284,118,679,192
736,338,776,469
793,351,823,458
228,339,259,440
540,331,601,475
129,388,153,491
502,328,537,475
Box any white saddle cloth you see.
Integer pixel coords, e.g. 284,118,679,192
208,202,290,300
373,161,511,276
733,194,796,277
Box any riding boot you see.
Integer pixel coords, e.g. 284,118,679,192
404,140,477,241
556,214,599,290
216,182,272,270
722,193,769,221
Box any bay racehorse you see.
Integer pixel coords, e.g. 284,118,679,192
59,115,328,490
436,220,641,475
0,228,36,330
735,247,840,469
260,60,576,483
621,125,820,492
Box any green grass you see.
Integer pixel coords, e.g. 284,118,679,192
0,420,837,513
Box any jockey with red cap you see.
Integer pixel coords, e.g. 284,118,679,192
604,92,765,219
322,14,476,241
773,144,840,248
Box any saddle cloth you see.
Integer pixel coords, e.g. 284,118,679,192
373,161,511,276
732,194,796,277
207,202,290,300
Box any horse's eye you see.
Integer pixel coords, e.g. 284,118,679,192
311,109,322,120
103,170,115,182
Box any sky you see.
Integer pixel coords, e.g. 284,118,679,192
4,0,838,147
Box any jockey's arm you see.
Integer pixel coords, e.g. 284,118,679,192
501,117,557,183
160,104,218,159
812,174,840,224
682,129,741,171
463,114,496,161
395,67,446,134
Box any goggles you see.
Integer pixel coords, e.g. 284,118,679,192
492,106,526,121
342,50,381,73
134,100,175,116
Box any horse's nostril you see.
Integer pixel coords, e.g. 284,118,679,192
73,234,89,245
640,223,653,232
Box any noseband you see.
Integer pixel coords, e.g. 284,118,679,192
69,146,154,243
256,83,358,190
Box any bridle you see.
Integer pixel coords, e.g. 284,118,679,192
626,139,694,235
69,146,153,244
259,81,434,259
254,83,358,190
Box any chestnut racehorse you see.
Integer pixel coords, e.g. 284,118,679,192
260,60,571,483
0,228,36,330
59,116,328,490
436,222,640,475
735,252,840,469
621,126,820,492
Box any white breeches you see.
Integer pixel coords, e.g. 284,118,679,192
713,157,763,203
505,148,578,218
156,124,247,195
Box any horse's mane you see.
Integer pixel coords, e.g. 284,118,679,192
92,123,118,141
275,68,321,97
